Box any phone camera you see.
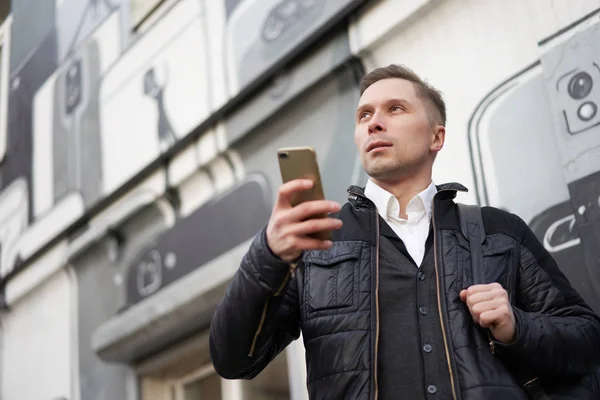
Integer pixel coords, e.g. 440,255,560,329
279,152,289,159
577,101,598,121
568,71,593,100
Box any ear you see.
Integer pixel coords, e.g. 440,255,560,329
430,125,445,154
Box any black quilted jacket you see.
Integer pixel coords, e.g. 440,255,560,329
209,183,600,399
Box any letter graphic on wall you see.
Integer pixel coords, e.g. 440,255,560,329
468,21,600,313
539,21,600,312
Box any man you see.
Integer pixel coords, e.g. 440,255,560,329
209,64,600,399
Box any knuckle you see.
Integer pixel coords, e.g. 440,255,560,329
279,225,290,238
466,299,475,309
271,215,280,228
287,236,298,249
306,220,319,232
296,202,311,214
272,215,284,230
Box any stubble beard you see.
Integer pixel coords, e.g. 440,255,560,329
363,152,428,183
363,156,406,181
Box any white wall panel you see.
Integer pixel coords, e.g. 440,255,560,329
1,269,74,400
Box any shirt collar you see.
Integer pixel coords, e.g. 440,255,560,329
364,179,438,221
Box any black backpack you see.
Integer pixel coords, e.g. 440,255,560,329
457,204,600,400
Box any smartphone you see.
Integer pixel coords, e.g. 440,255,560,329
277,146,332,241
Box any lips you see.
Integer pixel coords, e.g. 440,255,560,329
366,140,393,153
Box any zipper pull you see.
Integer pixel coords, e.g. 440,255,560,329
489,338,496,355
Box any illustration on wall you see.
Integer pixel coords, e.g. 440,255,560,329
52,38,103,207
56,0,118,63
0,24,59,277
0,0,211,278
224,0,364,96
0,179,27,277
125,173,271,305
468,21,600,313
143,64,177,153
99,0,209,195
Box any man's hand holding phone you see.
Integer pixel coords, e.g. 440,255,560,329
266,179,343,263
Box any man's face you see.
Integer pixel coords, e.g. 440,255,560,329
354,78,444,182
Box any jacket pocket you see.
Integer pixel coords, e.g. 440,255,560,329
482,243,519,301
458,234,519,298
303,241,361,318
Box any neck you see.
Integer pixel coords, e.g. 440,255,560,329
371,170,432,219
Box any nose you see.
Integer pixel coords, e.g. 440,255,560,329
368,112,385,135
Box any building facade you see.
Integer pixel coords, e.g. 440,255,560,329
0,0,599,399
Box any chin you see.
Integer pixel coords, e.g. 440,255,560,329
365,164,398,180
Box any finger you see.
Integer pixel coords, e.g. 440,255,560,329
470,298,506,318
293,236,334,252
466,282,503,295
478,308,505,329
285,200,341,222
465,290,498,309
288,218,343,236
460,290,467,302
276,179,314,208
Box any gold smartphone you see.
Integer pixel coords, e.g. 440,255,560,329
277,146,332,241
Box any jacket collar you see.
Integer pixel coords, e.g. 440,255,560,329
364,179,437,222
347,182,468,206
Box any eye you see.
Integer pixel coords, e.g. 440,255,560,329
359,112,371,120
391,105,403,112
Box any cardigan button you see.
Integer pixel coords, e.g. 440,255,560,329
427,385,437,394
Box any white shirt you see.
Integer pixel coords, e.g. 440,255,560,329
364,179,438,266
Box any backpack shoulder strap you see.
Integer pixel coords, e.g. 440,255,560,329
457,204,553,399
457,203,486,285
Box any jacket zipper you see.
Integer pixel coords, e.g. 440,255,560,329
432,193,458,400
349,189,380,400
374,213,380,400
352,185,466,399
248,268,292,357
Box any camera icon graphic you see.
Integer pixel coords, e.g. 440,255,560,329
555,62,600,135
262,0,318,43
